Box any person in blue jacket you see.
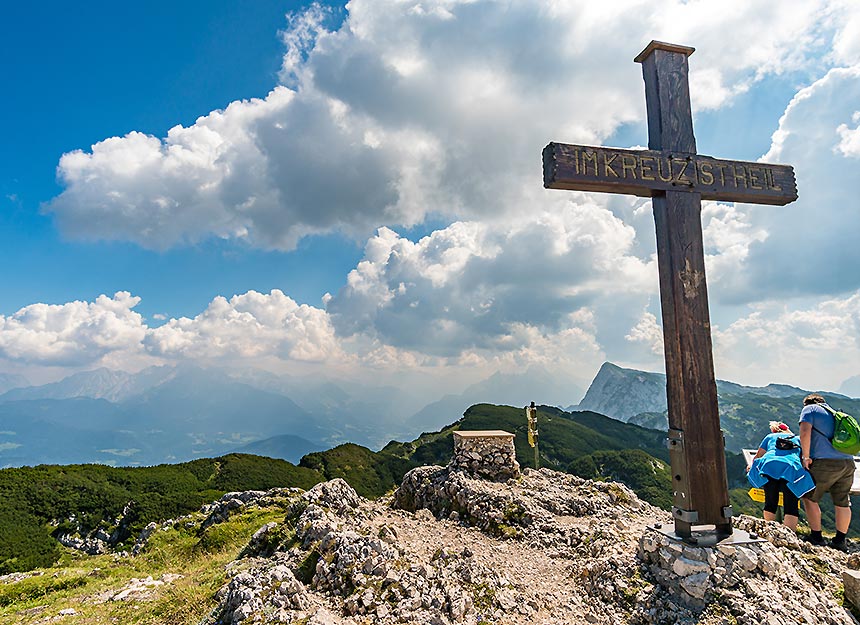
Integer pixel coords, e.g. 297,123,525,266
747,421,815,531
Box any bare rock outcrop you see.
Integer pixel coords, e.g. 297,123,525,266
207,468,859,625
200,487,303,530
639,519,853,624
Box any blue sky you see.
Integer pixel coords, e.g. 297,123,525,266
1,0,859,395
1,0,358,319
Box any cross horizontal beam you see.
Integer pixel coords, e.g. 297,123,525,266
543,142,797,206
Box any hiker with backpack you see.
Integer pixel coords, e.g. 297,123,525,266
747,421,814,530
799,393,858,551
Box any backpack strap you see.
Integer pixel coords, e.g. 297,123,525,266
810,403,836,441
811,424,831,440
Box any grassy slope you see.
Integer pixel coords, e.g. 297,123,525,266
0,504,290,625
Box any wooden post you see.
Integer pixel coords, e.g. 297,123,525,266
526,402,540,469
637,42,731,537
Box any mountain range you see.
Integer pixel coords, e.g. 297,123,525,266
2,363,858,623
2,360,858,468
0,402,683,575
574,362,810,421
0,366,325,467
575,362,860,452
0,449,849,625
841,374,860,398
0,364,582,468
0,400,762,577
0,372,30,395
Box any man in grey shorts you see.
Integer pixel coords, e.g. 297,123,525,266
799,393,855,551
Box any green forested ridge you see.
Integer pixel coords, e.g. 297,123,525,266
247,403,860,537
304,404,679,507
299,443,414,499
0,454,321,574
570,450,673,510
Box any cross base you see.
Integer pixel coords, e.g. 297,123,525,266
649,523,765,547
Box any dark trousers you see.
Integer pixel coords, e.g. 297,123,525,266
763,478,800,516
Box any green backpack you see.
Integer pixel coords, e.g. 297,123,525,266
821,404,860,456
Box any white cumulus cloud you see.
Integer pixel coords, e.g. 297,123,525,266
145,289,342,362
723,65,860,300
45,0,845,250
836,112,860,157
714,291,860,389
0,292,146,366
18,0,860,390
326,206,653,361
625,311,664,356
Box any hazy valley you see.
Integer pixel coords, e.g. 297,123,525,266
3,361,857,470
0,364,584,468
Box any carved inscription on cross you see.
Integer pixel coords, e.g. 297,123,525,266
543,41,798,540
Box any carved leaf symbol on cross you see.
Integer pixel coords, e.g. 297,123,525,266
679,259,703,299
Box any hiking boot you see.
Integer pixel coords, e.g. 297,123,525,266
805,534,827,546
829,539,848,552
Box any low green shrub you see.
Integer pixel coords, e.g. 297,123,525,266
0,573,88,607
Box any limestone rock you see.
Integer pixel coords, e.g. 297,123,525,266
301,478,362,515
132,521,158,555
109,573,183,602
202,463,858,625
200,487,301,530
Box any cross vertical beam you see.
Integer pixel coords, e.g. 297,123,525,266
636,42,732,537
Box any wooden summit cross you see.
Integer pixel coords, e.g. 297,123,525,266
543,41,797,541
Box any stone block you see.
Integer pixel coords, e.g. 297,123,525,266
672,555,710,577
843,570,860,611
451,430,519,481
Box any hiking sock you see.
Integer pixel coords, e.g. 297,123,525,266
807,530,827,545
833,531,847,544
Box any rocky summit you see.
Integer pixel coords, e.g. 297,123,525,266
203,463,858,625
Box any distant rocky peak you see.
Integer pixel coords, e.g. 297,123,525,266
0,365,177,403
840,374,860,399
0,372,30,395
577,361,819,424
577,362,667,422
